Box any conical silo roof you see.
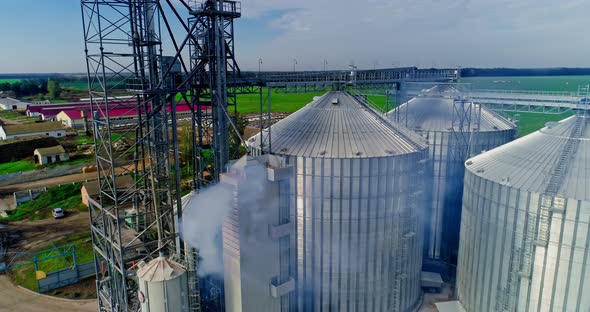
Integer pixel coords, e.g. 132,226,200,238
247,91,427,158
137,256,186,282
465,114,589,201
385,96,516,132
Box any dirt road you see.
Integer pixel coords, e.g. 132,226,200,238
0,275,96,312
0,164,134,193
10,212,90,251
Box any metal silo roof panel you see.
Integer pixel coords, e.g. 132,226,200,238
248,91,427,158
466,115,590,201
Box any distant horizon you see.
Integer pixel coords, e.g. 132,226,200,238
2,66,590,77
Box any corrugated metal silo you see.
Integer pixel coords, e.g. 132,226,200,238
456,114,590,312
247,91,430,312
386,91,516,266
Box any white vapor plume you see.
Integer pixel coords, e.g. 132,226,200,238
181,156,272,276
181,184,233,275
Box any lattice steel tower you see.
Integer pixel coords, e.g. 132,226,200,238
82,0,190,310
82,0,244,310
187,0,242,187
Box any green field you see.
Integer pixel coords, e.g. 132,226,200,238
461,75,590,92
501,111,575,137
460,75,589,136
60,80,88,90
237,91,321,114
0,160,36,175
0,79,21,84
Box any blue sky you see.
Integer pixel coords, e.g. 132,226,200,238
0,0,588,73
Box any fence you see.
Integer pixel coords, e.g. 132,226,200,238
13,187,47,206
3,244,96,293
37,261,95,292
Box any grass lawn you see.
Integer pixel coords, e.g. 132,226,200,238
0,155,94,176
75,135,94,145
500,111,574,137
11,231,94,292
0,160,36,175
0,79,21,84
60,81,88,91
0,110,39,124
237,91,322,114
1,183,86,222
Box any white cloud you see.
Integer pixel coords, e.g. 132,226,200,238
236,0,590,70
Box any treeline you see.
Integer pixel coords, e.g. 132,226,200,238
461,67,590,77
0,79,48,97
0,79,61,99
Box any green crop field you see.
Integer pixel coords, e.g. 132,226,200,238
501,111,575,137
237,91,322,114
60,80,88,90
461,75,590,92
0,79,21,84
0,160,36,175
462,75,589,136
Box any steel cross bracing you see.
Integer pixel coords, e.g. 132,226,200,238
187,0,242,186
81,1,208,311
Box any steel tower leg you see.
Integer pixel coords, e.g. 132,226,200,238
82,1,187,310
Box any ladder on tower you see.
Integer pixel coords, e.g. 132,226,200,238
536,114,585,244
520,212,537,277
501,244,522,312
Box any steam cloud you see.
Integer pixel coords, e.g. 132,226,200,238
181,156,271,276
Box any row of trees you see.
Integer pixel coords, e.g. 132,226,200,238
0,79,61,99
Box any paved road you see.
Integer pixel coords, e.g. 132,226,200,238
0,275,96,312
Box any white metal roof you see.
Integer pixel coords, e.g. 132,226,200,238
247,91,427,158
137,257,186,282
386,96,516,133
466,115,590,201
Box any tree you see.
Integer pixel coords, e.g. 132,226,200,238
47,80,62,100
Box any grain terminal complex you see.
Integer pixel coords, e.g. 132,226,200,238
220,91,431,311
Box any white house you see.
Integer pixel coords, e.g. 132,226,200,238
56,109,90,129
0,122,66,140
34,145,69,165
0,97,28,110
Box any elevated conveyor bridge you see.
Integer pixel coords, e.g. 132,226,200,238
401,84,590,114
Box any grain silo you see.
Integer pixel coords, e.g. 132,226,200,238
137,256,190,312
386,88,516,267
244,91,430,312
456,113,590,312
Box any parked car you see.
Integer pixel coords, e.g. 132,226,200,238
52,208,65,219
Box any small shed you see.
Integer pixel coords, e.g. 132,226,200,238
33,145,69,165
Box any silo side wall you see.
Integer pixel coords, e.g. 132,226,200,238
457,170,590,312
422,128,515,265
290,152,427,312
